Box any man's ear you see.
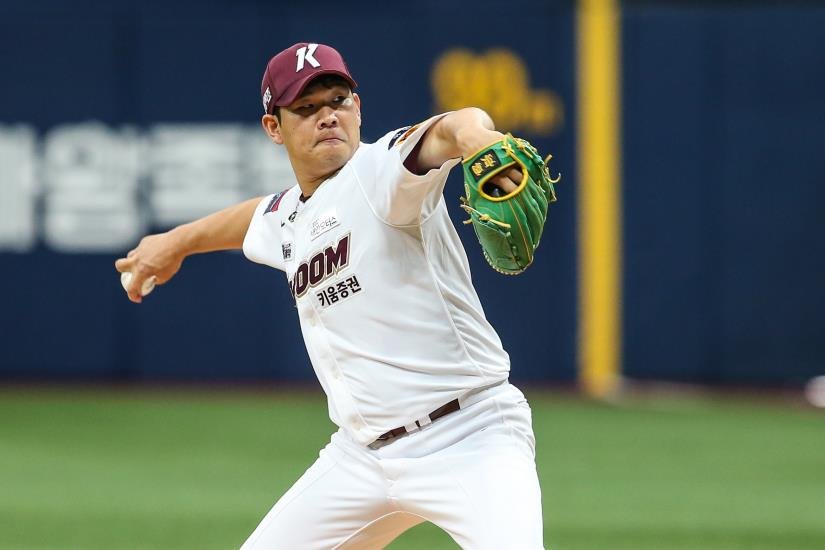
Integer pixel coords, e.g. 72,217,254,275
261,114,284,145
353,93,362,126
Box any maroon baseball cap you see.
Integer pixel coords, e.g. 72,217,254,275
261,42,357,114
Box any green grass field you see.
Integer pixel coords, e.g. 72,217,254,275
1,387,823,549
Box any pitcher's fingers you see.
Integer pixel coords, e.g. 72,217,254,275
126,286,143,303
115,257,133,273
127,275,149,303
502,168,523,192
493,174,519,193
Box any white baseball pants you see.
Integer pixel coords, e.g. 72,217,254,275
240,382,544,549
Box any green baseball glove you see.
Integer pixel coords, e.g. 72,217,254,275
460,134,560,275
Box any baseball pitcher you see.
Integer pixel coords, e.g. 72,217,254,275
116,42,558,549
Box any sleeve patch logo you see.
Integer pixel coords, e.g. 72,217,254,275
387,126,411,149
264,191,287,215
390,124,421,149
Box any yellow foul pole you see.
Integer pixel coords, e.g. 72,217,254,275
576,0,622,398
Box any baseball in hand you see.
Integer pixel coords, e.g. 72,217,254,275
120,271,156,296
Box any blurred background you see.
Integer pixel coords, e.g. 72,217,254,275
1,0,824,549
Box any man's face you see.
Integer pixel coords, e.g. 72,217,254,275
265,81,361,180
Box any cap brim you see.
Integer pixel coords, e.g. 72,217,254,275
274,69,358,107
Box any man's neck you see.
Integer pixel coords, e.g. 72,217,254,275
296,169,337,199
292,143,360,199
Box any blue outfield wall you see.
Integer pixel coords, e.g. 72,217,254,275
622,3,825,385
0,1,823,385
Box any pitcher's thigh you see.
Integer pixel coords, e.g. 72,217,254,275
337,511,426,549
462,449,543,549
417,433,544,550
240,450,391,549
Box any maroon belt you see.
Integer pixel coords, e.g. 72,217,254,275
372,399,461,446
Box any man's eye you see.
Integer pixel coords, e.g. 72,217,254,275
299,104,314,111
333,96,345,104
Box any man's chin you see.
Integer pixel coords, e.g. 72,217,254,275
315,148,353,172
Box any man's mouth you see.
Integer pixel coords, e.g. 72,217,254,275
317,135,344,145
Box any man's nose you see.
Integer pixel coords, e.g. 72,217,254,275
318,107,339,128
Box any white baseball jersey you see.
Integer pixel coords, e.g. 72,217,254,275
243,114,511,446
